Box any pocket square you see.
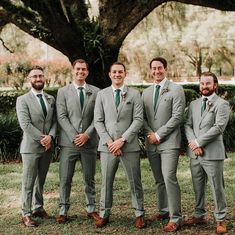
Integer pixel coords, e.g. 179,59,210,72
126,101,132,104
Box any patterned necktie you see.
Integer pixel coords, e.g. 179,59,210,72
37,94,47,118
78,87,84,110
201,97,208,115
154,85,160,111
115,89,121,108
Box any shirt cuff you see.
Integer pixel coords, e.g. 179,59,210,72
154,132,161,141
194,139,199,147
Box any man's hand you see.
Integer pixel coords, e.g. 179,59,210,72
188,140,199,151
74,133,89,147
147,132,160,145
41,135,52,151
107,138,125,157
193,147,204,156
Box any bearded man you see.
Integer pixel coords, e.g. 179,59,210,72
184,71,230,234
16,66,57,227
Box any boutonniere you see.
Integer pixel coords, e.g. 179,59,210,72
45,95,53,104
161,88,169,95
121,92,126,101
207,101,213,111
86,90,92,96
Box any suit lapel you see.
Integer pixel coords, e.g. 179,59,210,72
29,91,45,118
154,80,170,114
107,87,117,114
70,84,82,113
44,92,54,121
82,84,92,114
117,86,128,118
200,94,219,123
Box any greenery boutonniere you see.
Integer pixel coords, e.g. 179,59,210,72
161,88,169,95
86,90,92,96
45,95,53,104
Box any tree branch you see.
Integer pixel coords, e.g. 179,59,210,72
0,37,14,53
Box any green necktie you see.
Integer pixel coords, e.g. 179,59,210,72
154,85,160,111
37,94,47,118
115,89,121,108
78,87,84,110
201,97,208,115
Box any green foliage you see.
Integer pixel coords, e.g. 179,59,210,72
0,90,25,113
0,112,22,162
0,86,234,161
183,88,200,106
224,112,235,151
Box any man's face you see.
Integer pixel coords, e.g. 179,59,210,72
150,60,167,83
200,75,217,96
109,64,126,87
28,69,45,91
73,62,89,84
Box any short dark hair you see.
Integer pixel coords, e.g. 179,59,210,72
27,65,43,75
200,71,218,85
72,59,89,69
150,57,167,69
110,62,126,72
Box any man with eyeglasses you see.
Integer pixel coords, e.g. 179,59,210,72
16,66,57,227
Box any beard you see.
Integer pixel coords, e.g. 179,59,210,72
200,88,215,96
31,81,44,91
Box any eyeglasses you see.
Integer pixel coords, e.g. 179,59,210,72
29,74,44,79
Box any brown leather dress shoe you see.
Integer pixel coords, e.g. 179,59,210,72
184,216,207,225
163,222,181,232
32,210,49,219
148,212,169,221
95,217,109,228
22,216,38,227
216,221,227,234
56,215,68,224
135,215,146,229
87,212,99,221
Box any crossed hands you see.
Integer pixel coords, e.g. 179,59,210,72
188,140,204,156
74,133,89,147
41,135,52,151
107,138,125,157
147,132,161,145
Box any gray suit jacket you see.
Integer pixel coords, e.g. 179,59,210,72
142,80,186,151
94,86,143,152
184,94,230,160
56,83,99,149
16,91,57,153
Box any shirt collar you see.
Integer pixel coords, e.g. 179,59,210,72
154,78,167,88
31,88,44,97
112,85,124,93
73,82,86,90
202,92,216,102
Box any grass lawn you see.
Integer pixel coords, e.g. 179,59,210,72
0,153,234,235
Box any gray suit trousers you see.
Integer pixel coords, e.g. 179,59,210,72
190,157,227,221
21,152,52,216
147,149,181,223
99,151,144,218
58,147,97,215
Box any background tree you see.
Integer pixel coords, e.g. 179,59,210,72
1,0,235,87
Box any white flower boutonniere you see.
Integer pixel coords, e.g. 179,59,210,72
207,101,213,111
161,88,169,95
121,92,127,101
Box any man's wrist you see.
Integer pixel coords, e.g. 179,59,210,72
120,137,126,142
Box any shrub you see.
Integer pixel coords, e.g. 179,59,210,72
0,112,22,162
